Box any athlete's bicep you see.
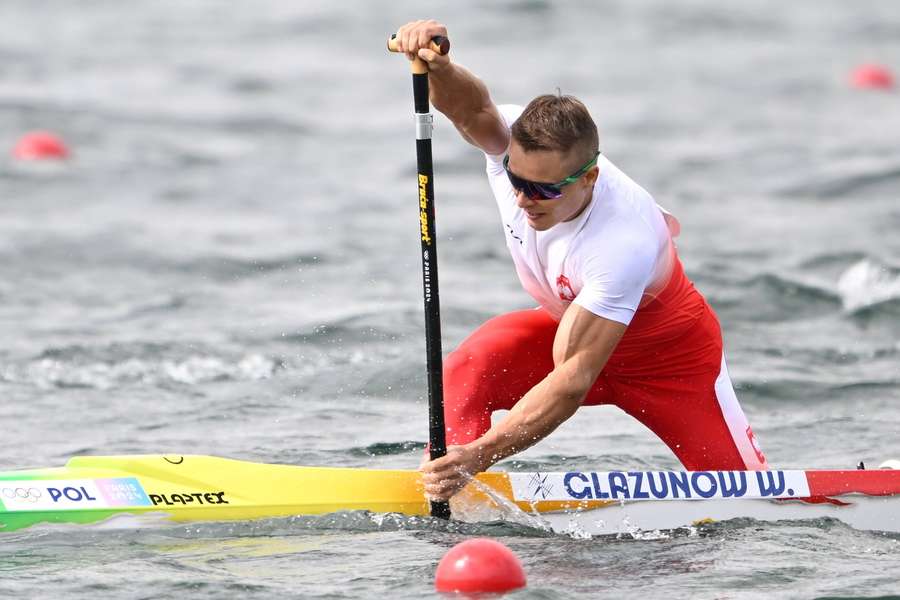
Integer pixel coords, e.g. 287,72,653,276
550,303,627,398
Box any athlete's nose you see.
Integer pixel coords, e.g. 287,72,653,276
515,189,537,208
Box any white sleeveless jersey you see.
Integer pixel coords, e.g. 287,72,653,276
486,104,681,325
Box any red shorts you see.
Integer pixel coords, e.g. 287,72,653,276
442,256,768,471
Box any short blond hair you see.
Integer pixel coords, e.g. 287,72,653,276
511,94,599,162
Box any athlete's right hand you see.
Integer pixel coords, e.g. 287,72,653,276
392,20,451,72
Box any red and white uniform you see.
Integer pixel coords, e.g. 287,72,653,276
442,104,768,471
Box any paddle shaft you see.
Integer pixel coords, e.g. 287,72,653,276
389,34,451,520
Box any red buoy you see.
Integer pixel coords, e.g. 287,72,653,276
850,64,895,90
12,131,70,160
434,538,526,594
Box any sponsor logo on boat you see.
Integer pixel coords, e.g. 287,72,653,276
0,477,153,511
2,480,105,511
526,472,554,500
509,470,811,503
149,491,229,506
96,478,153,507
2,485,42,504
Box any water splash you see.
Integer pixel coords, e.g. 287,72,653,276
837,259,900,312
450,476,557,535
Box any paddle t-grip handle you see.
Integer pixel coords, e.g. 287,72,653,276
387,34,450,55
387,34,450,74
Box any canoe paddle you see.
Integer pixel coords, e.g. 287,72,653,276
387,33,452,520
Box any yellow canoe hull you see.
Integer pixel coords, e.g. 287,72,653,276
0,454,608,532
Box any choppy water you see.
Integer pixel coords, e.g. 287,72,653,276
2,1,900,598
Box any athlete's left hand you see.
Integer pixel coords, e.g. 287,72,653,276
419,444,490,501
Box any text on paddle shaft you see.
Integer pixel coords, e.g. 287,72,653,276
422,250,432,302
418,174,432,245
419,172,433,303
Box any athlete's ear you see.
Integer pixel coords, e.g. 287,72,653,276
583,165,600,187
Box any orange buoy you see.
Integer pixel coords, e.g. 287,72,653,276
12,131,70,160
434,538,526,594
850,64,894,90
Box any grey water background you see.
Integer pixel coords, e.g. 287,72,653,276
1,0,899,598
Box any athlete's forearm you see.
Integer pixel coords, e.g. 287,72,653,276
468,308,624,469
428,63,508,155
469,361,589,469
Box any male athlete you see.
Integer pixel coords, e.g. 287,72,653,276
391,20,769,502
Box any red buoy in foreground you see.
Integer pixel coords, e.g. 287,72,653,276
435,538,526,594
850,64,895,90
12,131,70,160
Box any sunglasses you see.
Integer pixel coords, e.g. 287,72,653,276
503,151,600,200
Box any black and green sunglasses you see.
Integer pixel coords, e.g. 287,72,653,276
503,151,600,200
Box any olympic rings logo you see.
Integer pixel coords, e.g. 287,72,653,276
2,487,42,503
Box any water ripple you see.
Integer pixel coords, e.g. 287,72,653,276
1,347,281,390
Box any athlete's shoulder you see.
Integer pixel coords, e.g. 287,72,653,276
596,155,653,201
577,169,663,270
582,218,658,266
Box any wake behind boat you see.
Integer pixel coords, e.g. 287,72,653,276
2,454,899,535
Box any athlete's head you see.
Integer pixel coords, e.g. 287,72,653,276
505,94,601,231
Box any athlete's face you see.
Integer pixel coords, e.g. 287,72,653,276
506,141,599,231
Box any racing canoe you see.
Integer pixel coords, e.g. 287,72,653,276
1,454,899,535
